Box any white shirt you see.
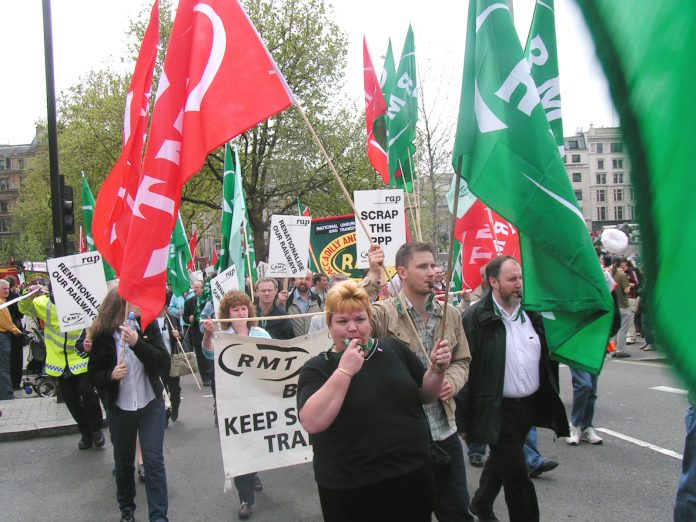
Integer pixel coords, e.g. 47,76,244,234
492,295,541,399
156,317,172,355
114,330,155,411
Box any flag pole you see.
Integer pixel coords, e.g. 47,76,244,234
164,312,201,390
438,173,463,340
399,160,420,241
294,103,434,365
243,221,255,301
484,207,502,254
407,153,424,241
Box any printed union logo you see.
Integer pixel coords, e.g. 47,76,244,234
271,263,286,271
62,313,83,325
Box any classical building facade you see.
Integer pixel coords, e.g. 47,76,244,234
564,125,633,231
0,133,41,237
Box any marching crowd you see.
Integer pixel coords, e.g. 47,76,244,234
0,241,692,522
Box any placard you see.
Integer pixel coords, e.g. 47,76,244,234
210,264,239,316
266,215,311,277
354,189,406,268
46,252,108,332
212,330,331,490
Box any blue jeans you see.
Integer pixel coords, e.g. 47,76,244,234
0,332,14,400
523,427,543,471
108,398,168,521
435,432,475,521
675,406,696,521
570,367,598,428
467,441,487,458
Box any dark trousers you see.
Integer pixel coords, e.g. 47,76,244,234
318,463,435,522
59,372,103,437
162,375,181,415
10,335,23,388
472,397,539,522
235,473,256,505
108,398,168,521
435,432,475,522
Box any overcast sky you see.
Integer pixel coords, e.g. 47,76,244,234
0,0,616,145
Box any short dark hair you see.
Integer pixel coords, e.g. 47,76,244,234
395,242,436,268
256,277,278,291
312,273,326,285
485,255,519,282
611,256,622,268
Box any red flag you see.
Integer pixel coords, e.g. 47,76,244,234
187,230,199,270
211,248,219,266
118,0,294,327
79,225,87,253
363,38,389,184
456,200,521,289
92,0,160,274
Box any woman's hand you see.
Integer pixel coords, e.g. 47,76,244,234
111,361,128,381
83,338,92,353
171,329,181,339
202,319,216,335
119,326,138,347
431,339,452,370
337,339,365,378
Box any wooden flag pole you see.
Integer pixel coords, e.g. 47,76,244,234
294,104,433,364
407,153,424,241
438,173,463,341
164,313,201,390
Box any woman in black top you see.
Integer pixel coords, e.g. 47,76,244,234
88,288,170,522
297,280,451,522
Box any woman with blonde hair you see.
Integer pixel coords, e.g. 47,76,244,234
88,287,171,522
297,280,451,522
201,289,270,520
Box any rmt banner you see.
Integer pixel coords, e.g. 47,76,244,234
266,215,311,277
46,252,108,332
354,188,406,268
212,329,331,490
210,264,239,316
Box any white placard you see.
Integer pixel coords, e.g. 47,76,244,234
266,215,312,277
213,329,331,489
354,189,406,268
210,264,239,316
46,252,108,332
190,270,204,283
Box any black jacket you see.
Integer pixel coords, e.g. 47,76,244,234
255,301,295,340
88,320,171,412
457,291,569,443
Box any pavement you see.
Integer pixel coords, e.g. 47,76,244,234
0,341,667,443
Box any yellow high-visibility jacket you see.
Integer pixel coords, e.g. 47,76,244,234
19,295,86,377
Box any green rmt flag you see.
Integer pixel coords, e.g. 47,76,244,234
524,0,564,154
218,143,256,289
81,173,116,281
167,213,192,297
452,0,613,374
386,26,417,193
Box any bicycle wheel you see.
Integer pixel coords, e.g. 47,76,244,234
37,379,57,398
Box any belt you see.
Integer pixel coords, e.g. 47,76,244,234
502,395,534,403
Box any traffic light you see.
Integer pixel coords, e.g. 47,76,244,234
59,175,75,235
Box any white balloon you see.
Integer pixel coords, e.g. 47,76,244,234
601,228,629,253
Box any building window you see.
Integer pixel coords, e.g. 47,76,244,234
0,159,4,172
610,142,624,153
563,155,567,164
627,206,633,220
597,159,604,169
612,158,624,169
595,173,606,184
597,206,607,221
0,201,8,213
597,189,606,202
614,189,623,201
18,159,24,170
4,159,9,170
0,179,8,191
568,140,579,149
572,172,582,182
574,190,583,201
0,218,10,233
614,206,624,220
596,143,604,153
613,172,624,184
571,154,581,163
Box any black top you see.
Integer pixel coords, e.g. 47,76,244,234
255,301,295,340
297,337,430,490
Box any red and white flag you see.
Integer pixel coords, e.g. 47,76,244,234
118,0,294,327
363,37,389,184
93,0,160,275
456,200,521,289
79,225,87,254
187,230,199,270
